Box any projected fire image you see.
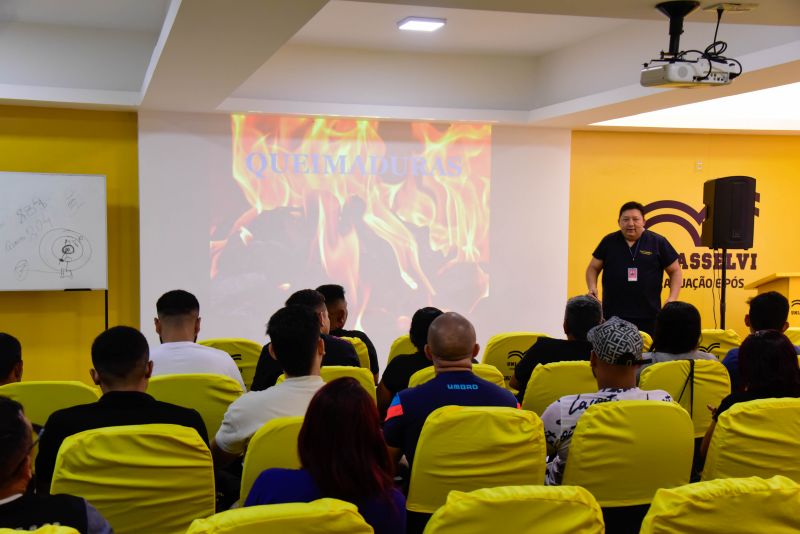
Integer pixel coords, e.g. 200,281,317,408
210,115,491,340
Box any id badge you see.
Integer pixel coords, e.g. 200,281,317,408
627,267,638,282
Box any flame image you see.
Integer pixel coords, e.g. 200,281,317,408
211,115,491,331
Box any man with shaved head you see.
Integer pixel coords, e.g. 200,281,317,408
383,312,518,469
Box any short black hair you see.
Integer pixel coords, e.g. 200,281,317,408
749,291,789,331
564,296,603,341
316,284,346,304
0,396,30,485
91,326,150,381
0,333,22,380
156,290,200,317
267,307,320,377
285,289,326,311
409,307,444,352
619,201,646,219
652,301,701,354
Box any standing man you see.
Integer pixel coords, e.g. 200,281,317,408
586,201,682,334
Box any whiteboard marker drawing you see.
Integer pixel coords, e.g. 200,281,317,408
39,228,92,278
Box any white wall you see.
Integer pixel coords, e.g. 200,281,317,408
138,111,571,371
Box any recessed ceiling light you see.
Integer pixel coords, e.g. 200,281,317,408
397,17,446,32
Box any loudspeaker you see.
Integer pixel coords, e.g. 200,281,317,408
701,176,757,249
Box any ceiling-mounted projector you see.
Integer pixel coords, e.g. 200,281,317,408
641,1,743,88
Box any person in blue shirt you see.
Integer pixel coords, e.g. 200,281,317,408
383,312,518,468
245,377,405,534
723,291,800,391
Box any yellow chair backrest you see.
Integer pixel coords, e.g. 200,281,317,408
786,327,800,346
423,485,604,534
0,527,80,534
0,381,99,427
50,423,214,534
388,334,417,364
199,338,262,390
146,373,243,438
641,475,800,534
338,336,371,370
407,406,546,514
521,361,597,416
640,331,653,352
240,416,304,502
562,400,694,507
639,359,731,437
187,499,372,533
698,329,742,360
480,332,549,388
702,398,800,483
408,364,506,389
276,367,376,402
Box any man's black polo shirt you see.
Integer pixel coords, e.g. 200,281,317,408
35,391,207,494
593,229,678,329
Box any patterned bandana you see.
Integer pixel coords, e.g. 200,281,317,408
587,316,644,366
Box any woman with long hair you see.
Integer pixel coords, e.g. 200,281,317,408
701,330,800,459
245,377,405,533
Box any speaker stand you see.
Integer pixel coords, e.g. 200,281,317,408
720,247,727,329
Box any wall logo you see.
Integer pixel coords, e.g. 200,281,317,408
506,349,524,370
792,300,800,316
642,199,760,291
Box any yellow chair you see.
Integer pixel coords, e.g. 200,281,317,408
187,499,372,534
276,366,376,402
50,424,214,534
640,331,653,352
520,361,597,416
562,401,694,507
702,398,800,483
639,359,731,437
199,338,262,390
408,363,506,389
0,381,99,427
786,327,800,346
338,335,371,372
480,332,549,388
146,373,243,438
423,485,604,534
407,406,546,514
698,329,742,360
641,475,800,534
0,528,80,534
240,416,304,502
388,334,417,364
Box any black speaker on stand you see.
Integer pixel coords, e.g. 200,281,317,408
700,176,758,329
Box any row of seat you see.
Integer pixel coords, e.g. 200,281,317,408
29,396,800,533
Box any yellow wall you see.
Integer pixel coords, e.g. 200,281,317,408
0,106,139,383
569,131,800,339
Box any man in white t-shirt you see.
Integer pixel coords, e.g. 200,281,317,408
211,306,325,467
542,316,672,485
149,290,246,391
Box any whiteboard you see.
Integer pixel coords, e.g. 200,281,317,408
0,172,107,291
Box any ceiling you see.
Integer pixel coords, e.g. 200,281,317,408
0,0,798,130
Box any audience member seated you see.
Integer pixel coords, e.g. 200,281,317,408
150,289,246,390
509,296,601,400
542,317,672,485
317,284,379,378
36,326,208,494
250,289,359,391
0,397,112,533
701,330,800,460
212,306,324,467
0,333,22,386
383,312,518,469
636,301,716,381
377,307,443,417
722,292,800,391
245,378,405,534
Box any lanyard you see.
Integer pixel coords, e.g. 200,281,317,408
629,238,641,262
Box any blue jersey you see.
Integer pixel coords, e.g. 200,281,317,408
383,371,518,466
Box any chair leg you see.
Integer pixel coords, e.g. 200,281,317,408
602,504,651,534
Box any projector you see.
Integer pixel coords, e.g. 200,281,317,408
641,60,732,88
